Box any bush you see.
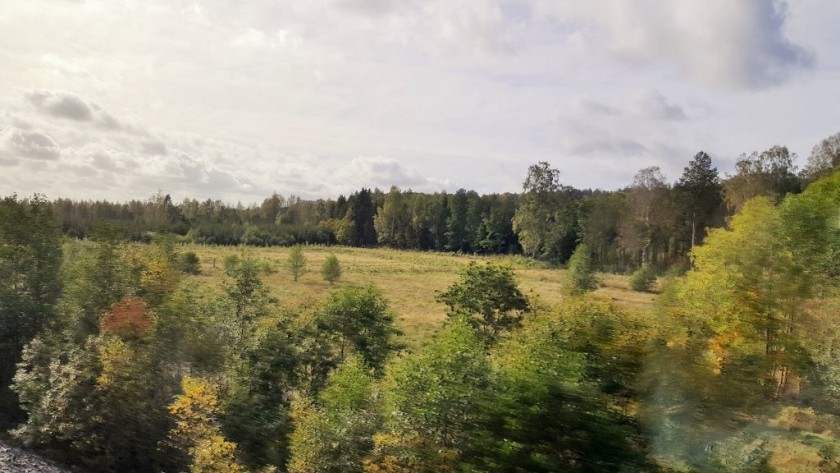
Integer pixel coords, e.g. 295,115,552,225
629,264,657,292
564,244,597,294
223,254,241,271
178,251,201,275
321,254,341,284
259,259,276,274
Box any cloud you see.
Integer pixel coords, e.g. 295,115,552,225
532,0,814,88
141,140,168,156
574,90,686,120
334,156,444,190
628,90,686,120
25,90,93,121
333,0,411,17
39,54,90,78
561,133,648,157
575,98,620,117
230,28,268,49
0,128,61,160
22,90,138,132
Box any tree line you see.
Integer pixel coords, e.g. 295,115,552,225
48,132,840,274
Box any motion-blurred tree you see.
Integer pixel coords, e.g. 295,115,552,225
317,285,401,371
0,195,61,425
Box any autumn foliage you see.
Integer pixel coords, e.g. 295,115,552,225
100,297,153,338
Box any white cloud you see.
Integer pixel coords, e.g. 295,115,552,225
0,0,837,201
231,28,268,49
532,0,814,88
0,128,61,160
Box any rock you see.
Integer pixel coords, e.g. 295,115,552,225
0,441,72,473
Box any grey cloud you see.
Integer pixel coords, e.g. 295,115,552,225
88,150,138,172
741,0,815,86
628,90,686,120
159,152,255,194
566,136,648,157
141,140,168,156
90,152,120,172
557,121,649,157
340,156,432,189
333,0,410,16
534,0,814,88
26,90,93,121
0,128,61,160
23,90,141,132
575,99,620,117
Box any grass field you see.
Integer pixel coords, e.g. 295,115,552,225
184,245,658,344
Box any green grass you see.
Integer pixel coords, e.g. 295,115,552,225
183,244,658,345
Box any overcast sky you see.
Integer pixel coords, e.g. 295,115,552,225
1,0,838,203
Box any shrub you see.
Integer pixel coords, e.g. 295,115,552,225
178,251,202,275
564,244,597,294
223,254,241,271
629,264,657,292
321,254,341,284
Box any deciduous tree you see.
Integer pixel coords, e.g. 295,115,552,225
317,285,401,371
512,162,580,263
320,254,342,284
436,263,529,344
286,245,307,282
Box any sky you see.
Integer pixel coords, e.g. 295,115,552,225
1,0,839,204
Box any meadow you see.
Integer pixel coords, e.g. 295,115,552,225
184,244,658,344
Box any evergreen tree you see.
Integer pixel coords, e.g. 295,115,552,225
675,151,724,248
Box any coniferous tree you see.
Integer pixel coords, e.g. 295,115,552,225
674,151,724,248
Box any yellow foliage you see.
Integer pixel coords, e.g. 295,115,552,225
140,256,180,306
191,435,247,473
706,331,742,375
169,376,220,444
362,432,459,473
96,336,132,390
168,376,248,473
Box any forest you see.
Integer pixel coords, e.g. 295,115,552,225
1,131,839,473
49,133,837,272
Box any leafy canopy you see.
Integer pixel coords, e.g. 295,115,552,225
436,262,529,344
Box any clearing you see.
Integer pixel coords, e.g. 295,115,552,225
184,245,658,344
